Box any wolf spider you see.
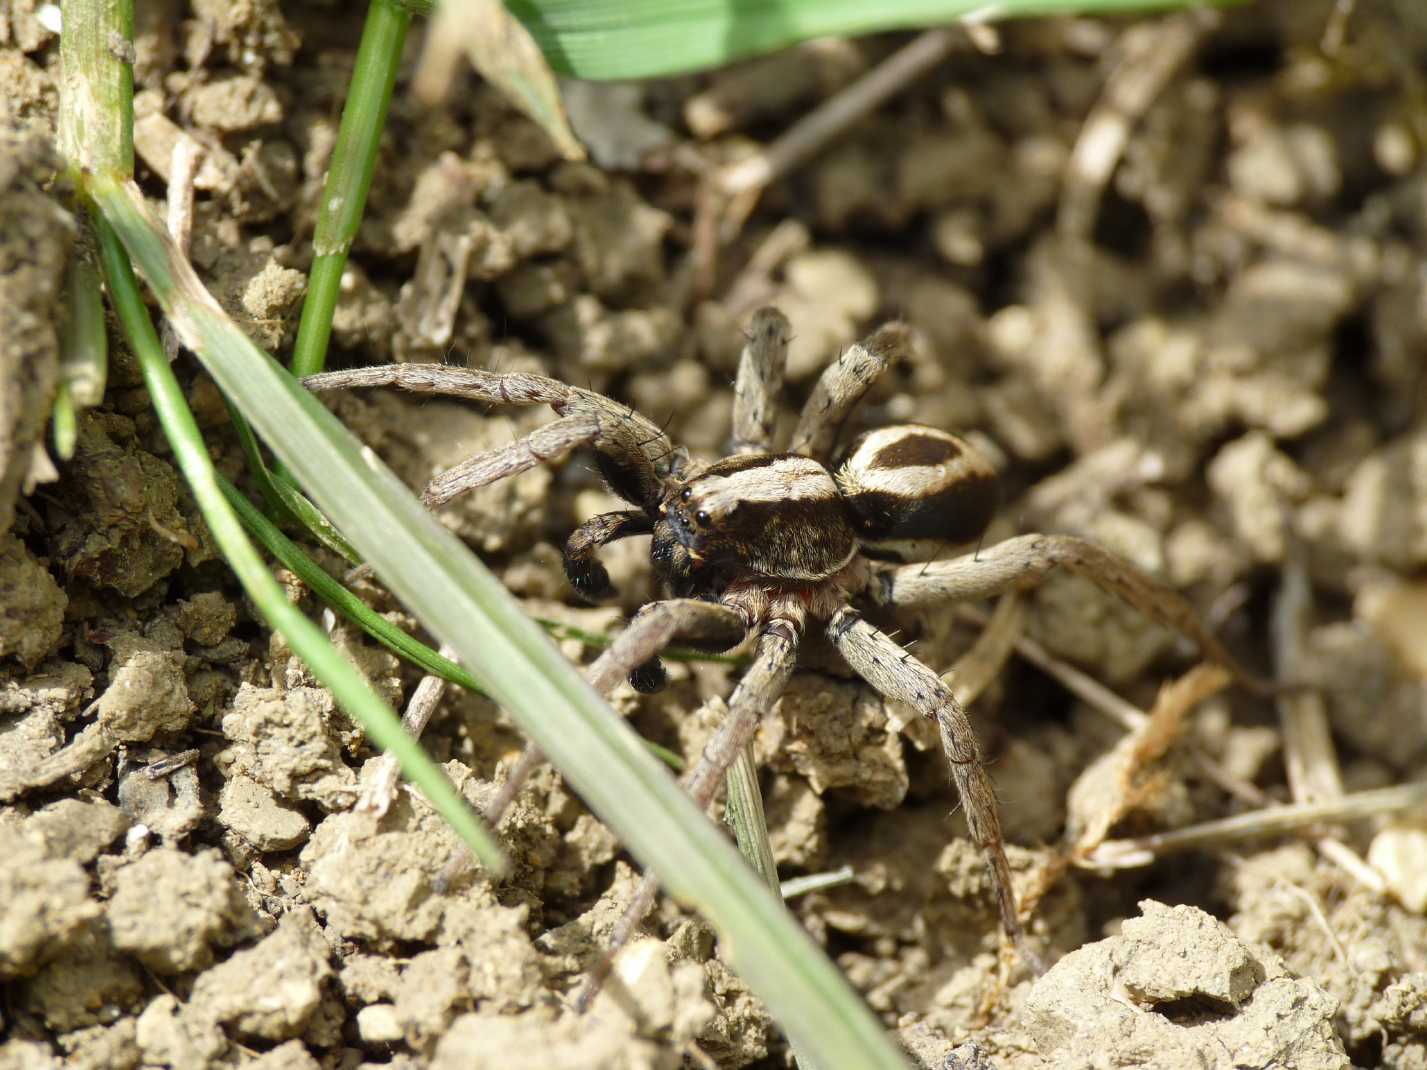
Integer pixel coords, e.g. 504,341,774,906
305,307,1264,968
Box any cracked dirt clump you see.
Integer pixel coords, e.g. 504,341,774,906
134,991,229,1068
300,761,528,950
757,673,910,809
217,684,358,808
186,908,333,1042
17,921,145,1033
1226,843,1427,1064
96,631,193,742
429,938,715,1070
0,531,67,669
0,662,93,803
216,773,310,853
6,796,125,860
105,846,260,974
49,413,197,597
1023,900,1348,1069
0,828,100,981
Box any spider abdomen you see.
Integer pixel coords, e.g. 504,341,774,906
835,425,998,547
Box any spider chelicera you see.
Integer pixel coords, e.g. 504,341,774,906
305,306,1264,967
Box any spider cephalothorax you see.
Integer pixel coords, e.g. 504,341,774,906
305,305,1266,965
663,452,858,582
572,409,999,605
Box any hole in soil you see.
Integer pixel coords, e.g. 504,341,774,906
1092,191,1153,261
1146,993,1239,1025
1198,38,1283,84
1348,1030,1384,1067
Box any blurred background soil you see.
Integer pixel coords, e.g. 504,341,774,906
2,1,1427,1067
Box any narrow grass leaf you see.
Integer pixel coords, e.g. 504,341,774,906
219,474,698,773
509,0,1233,79
90,207,506,876
91,174,912,1070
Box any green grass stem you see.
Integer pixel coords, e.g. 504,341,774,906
290,0,410,378
54,255,109,459
58,0,133,177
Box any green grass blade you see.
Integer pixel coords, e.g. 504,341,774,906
217,472,481,690
221,392,364,566
54,255,109,459
509,0,1232,79
51,383,79,461
91,173,911,1069
723,742,822,1069
58,0,132,177
219,472,690,773
726,745,779,889
90,207,507,877
291,0,409,378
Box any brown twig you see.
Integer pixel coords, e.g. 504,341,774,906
1058,10,1219,239
1080,783,1427,870
692,28,968,290
356,645,456,819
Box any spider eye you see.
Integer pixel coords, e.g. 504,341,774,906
695,510,710,526
680,488,692,501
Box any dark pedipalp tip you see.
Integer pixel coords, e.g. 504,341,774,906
563,556,614,602
628,657,668,694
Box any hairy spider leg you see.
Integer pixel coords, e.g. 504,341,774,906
866,533,1276,696
304,362,572,404
483,599,748,827
585,600,747,696
422,412,600,507
576,620,801,1012
562,509,655,600
788,322,911,462
731,306,792,454
825,606,1042,969
302,363,675,511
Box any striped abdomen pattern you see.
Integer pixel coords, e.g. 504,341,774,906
834,425,998,546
